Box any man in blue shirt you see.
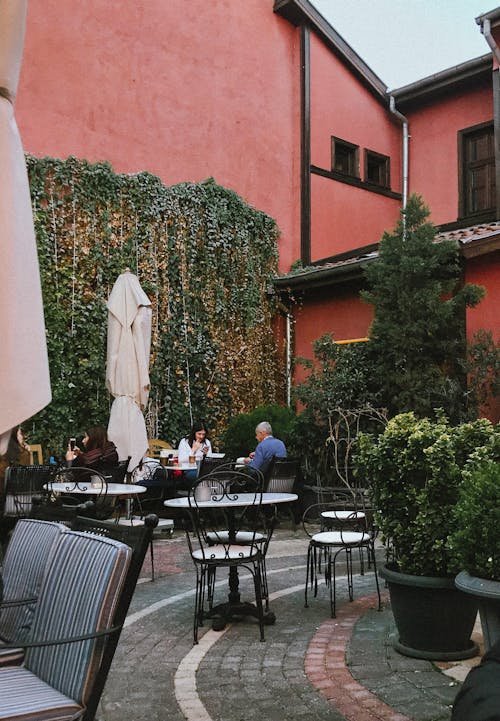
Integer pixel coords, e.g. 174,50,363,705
244,421,287,476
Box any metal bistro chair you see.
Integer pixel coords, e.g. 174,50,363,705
117,461,174,580
2,465,55,519
0,519,66,667
303,500,381,618
48,466,113,520
185,470,268,644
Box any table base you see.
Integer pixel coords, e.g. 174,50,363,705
206,601,276,631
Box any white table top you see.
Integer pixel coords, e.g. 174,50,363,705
165,492,297,509
45,482,147,496
163,463,197,471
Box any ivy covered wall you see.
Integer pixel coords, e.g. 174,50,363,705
26,156,285,455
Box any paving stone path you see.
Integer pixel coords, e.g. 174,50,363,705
98,531,460,721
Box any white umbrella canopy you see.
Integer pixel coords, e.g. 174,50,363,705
0,0,51,453
106,270,152,471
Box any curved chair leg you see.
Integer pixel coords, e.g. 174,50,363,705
252,562,265,642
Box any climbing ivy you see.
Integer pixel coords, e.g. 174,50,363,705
26,156,285,456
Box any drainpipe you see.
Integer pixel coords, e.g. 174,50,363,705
389,95,409,212
479,18,500,66
277,300,293,407
477,16,500,217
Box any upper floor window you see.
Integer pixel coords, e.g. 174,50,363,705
364,149,390,188
459,121,495,218
332,137,359,177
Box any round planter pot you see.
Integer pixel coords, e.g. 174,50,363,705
455,571,500,652
380,564,479,661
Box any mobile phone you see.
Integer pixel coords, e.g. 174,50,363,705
69,437,76,451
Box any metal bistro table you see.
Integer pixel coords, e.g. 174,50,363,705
45,481,147,496
165,491,297,630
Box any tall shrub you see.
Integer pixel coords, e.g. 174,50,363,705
362,194,484,422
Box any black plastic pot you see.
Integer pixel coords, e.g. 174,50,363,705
455,571,500,652
381,564,479,661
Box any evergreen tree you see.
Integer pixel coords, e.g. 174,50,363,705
362,194,484,421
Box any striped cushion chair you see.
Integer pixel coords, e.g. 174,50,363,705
0,519,65,666
0,530,132,721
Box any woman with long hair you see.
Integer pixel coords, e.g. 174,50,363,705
66,425,118,471
177,420,212,484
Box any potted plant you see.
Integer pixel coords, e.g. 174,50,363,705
354,412,498,660
450,456,500,651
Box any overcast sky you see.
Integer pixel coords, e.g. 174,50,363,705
310,0,493,89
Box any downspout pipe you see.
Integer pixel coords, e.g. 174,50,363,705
389,95,408,211
479,18,500,66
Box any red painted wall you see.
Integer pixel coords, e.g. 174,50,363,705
16,0,301,272
405,80,493,225
293,285,373,383
309,33,401,259
310,174,399,258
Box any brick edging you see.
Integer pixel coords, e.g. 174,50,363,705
304,592,411,721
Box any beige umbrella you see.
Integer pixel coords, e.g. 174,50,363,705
0,0,51,453
106,269,152,471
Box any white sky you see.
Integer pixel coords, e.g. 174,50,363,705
310,0,494,89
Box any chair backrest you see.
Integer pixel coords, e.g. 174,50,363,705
104,458,130,484
24,530,132,707
3,465,55,517
68,513,158,720
197,455,232,479
187,470,263,560
28,444,44,465
147,439,172,459
265,457,297,493
50,467,112,520
0,519,65,644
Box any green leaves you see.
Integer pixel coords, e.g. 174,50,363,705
26,155,283,454
354,412,500,576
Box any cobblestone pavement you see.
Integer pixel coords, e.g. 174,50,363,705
98,528,464,721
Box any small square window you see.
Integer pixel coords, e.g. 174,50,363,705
332,137,359,177
364,150,390,188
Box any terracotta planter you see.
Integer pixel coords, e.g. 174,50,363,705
455,570,500,651
381,564,479,661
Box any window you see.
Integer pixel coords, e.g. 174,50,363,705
331,137,359,177
364,149,390,188
459,122,495,217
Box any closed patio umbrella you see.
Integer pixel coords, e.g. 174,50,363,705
0,0,51,453
106,269,152,471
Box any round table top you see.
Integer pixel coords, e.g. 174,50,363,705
165,492,297,509
163,463,197,471
45,482,147,495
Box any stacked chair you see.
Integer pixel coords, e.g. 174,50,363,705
0,513,158,721
302,492,381,618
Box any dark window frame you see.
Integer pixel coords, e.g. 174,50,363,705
331,136,359,178
458,120,495,219
364,148,390,188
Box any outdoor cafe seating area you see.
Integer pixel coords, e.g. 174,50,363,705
0,444,381,720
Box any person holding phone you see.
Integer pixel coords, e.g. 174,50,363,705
65,425,118,472
177,420,212,483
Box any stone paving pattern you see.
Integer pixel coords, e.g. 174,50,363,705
98,529,463,721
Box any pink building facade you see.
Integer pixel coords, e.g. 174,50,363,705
18,0,500,419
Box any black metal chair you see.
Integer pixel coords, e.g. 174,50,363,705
197,455,231,478
184,470,268,643
303,499,381,618
47,466,113,520
116,461,175,580
0,465,57,547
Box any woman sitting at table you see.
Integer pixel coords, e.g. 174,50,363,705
65,426,118,473
0,426,30,494
177,420,212,484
